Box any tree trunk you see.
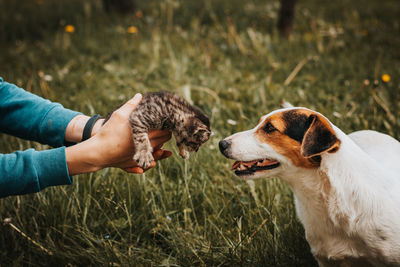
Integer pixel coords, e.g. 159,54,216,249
277,0,298,38
103,0,136,14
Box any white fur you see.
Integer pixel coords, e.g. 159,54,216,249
224,108,400,266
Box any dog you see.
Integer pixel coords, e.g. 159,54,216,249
219,107,400,266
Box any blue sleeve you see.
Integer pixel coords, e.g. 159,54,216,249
0,147,73,198
0,77,81,147
0,78,80,197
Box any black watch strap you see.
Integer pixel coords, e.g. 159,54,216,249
81,114,101,142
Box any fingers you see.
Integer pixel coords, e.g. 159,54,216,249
148,129,171,138
149,130,172,148
123,149,172,174
124,166,144,174
153,149,172,161
163,150,172,159
149,130,172,141
91,118,106,136
123,161,156,173
116,94,143,118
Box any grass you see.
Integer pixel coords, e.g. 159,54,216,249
0,0,399,266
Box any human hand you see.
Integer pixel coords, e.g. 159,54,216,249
65,94,172,175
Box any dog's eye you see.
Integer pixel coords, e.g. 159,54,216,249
263,122,276,133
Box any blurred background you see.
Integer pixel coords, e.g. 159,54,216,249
0,0,399,266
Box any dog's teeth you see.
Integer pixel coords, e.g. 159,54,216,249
238,164,245,170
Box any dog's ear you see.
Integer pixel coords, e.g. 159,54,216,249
300,114,340,158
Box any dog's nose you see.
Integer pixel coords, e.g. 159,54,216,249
219,139,231,153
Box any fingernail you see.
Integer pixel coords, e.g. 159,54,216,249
135,167,144,174
155,149,163,156
132,93,142,104
163,151,172,158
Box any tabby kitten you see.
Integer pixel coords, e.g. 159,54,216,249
106,91,211,169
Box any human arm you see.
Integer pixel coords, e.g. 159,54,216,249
0,147,72,197
0,77,166,146
0,135,170,198
0,91,172,198
0,78,80,147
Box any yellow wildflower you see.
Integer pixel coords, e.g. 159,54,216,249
65,25,75,33
361,30,368,36
127,26,138,34
381,74,391,83
303,32,313,42
136,10,143,18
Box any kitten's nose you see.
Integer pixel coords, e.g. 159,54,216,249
219,139,231,153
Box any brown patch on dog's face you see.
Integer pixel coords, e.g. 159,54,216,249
254,109,340,168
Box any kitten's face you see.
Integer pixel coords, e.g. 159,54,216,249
176,117,211,158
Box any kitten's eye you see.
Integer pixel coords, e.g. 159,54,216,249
180,138,187,145
186,142,197,146
263,122,276,133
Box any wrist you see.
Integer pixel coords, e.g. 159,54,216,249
65,115,105,143
65,138,103,175
91,119,105,137
81,114,102,141
65,115,90,143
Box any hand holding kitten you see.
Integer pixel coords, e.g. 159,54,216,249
65,94,172,175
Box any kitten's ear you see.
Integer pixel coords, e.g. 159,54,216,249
192,107,210,127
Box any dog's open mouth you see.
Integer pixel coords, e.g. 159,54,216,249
231,159,280,176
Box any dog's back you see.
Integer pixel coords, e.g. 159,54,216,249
349,130,400,174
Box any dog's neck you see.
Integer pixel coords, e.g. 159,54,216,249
280,128,399,258
282,167,332,228
284,127,394,217
320,128,396,215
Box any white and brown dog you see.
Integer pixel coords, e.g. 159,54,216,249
219,107,400,266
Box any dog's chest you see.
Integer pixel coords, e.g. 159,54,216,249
295,193,398,264
294,191,362,257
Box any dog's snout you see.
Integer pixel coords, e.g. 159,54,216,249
219,139,231,153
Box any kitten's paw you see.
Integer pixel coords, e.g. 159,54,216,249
133,151,154,169
179,147,190,159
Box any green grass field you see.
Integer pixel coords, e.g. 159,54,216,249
0,0,399,266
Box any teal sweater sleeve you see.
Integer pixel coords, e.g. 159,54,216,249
0,78,80,198
0,148,72,197
0,78,80,147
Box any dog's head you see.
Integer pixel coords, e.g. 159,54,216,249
219,108,341,179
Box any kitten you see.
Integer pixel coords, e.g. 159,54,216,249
105,91,211,168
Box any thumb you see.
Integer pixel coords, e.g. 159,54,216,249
117,93,143,117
